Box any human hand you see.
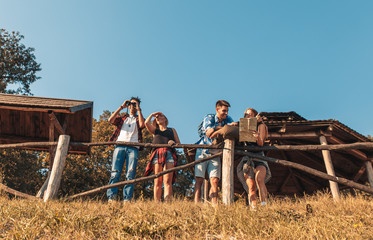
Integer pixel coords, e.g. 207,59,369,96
230,122,238,126
249,130,259,138
206,128,215,138
133,101,140,111
152,112,162,118
121,100,130,109
168,140,176,146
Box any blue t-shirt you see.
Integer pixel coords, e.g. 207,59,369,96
196,114,234,146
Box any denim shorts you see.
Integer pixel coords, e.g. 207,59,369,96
194,148,221,179
151,150,175,165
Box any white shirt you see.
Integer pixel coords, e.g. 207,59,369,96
116,115,139,143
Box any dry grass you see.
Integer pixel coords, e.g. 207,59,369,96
1,192,372,239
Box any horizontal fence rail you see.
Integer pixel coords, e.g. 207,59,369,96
1,141,373,152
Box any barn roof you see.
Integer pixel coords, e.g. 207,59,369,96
0,93,92,113
0,94,93,154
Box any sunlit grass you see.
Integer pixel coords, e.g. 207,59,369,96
1,192,372,239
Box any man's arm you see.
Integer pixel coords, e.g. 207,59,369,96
108,100,129,124
136,102,145,128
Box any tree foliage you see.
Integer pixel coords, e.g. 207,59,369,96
0,29,41,95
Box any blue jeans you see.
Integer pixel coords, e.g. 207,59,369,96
107,146,139,201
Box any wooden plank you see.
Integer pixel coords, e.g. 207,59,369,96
319,135,340,201
222,139,235,205
44,135,70,201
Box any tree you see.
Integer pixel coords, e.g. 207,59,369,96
0,29,41,95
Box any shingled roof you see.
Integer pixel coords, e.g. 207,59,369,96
0,93,92,113
0,94,93,154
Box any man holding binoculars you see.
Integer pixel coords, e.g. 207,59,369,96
106,97,145,202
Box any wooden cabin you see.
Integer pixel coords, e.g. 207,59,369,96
258,111,373,196
0,93,93,154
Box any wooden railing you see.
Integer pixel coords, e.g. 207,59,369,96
1,137,373,203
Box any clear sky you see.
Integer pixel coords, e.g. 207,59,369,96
1,0,373,144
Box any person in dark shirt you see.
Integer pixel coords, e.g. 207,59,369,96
144,112,180,202
242,108,270,208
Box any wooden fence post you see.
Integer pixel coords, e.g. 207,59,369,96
319,135,340,200
43,135,70,202
222,139,235,205
365,161,373,187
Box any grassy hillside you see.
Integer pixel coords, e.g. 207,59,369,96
1,192,372,239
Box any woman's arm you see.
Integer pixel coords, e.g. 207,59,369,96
256,124,268,146
171,128,181,144
145,112,160,134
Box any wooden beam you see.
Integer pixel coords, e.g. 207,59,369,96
48,112,65,135
353,164,366,182
365,161,373,187
222,139,235,205
319,135,341,201
44,135,70,201
269,132,320,139
327,136,367,161
269,131,332,139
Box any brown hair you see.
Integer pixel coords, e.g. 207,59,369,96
152,113,169,129
215,100,231,108
245,108,258,116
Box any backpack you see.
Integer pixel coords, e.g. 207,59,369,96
197,114,215,138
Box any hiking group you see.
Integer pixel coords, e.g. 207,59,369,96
106,97,270,208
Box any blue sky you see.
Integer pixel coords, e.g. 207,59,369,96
1,0,373,143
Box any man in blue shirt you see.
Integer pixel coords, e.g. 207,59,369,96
194,100,234,205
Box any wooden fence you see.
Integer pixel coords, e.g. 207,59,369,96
1,136,373,204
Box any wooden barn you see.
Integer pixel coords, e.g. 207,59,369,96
259,111,373,197
0,93,93,154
